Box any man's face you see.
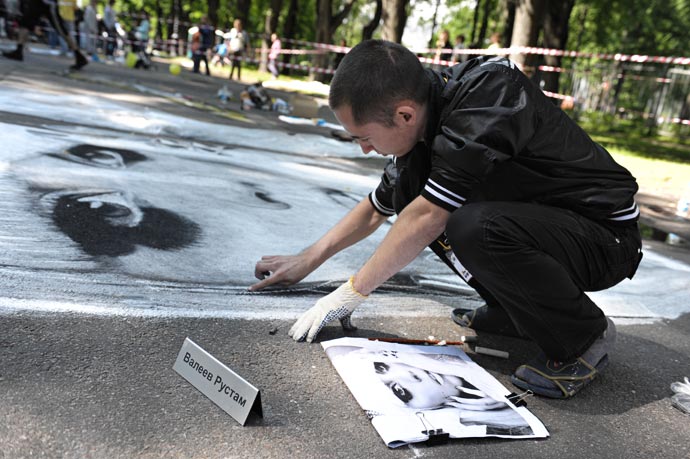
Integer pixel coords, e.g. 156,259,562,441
333,105,421,158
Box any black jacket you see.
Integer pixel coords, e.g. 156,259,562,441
369,56,639,226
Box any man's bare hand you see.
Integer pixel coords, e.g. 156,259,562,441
249,254,315,291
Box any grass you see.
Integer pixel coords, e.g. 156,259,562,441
576,112,690,199
578,113,690,164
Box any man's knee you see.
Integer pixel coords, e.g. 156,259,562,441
445,204,492,257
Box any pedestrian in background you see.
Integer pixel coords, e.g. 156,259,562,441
333,38,347,70
226,18,250,80
2,0,88,69
81,0,98,61
103,0,117,59
191,16,213,75
434,29,452,64
452,34,467,64
267,32,281,79
487,32,501,51
58,0,77,56
134,11,149,53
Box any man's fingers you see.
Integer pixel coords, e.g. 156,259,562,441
339,314,357,331
253,256,280,278
289,310,324,343
253,268,269,280
248,275,279,291
254,262,273,279
289,310,314,341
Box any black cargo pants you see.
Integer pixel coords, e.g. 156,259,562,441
446,201,642,361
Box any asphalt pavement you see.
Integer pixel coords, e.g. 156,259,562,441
1,45,689,459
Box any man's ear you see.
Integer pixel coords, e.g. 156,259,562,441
395,103,418,126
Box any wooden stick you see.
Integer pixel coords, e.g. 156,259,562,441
367,336,477,346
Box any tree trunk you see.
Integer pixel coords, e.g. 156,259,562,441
313,0,355,82
282,0,299,75
542,0,575,95
155,0,163,42
236,0,251,27
313,0,332,81
501,0,516,47
509,0,545,75
428,0,442,47
173,0,183,56
478,0,495,47
269,0,283,33
259,9,272,72
381,0,408,43
362,0,383,40
470,0,482,45
207,0,219,29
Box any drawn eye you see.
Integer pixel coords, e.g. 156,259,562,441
75,192,143,227
390,383,412,403
374,362,389,374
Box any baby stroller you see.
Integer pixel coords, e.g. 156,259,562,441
127,29,154,70
241,82,271,110
134,49,153,69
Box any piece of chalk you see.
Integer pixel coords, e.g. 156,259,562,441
474,346,509,359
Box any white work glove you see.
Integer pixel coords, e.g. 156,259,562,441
289,276,367,343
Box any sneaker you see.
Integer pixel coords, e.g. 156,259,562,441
451,304,525,338
511,317,616,399
671,377,690,415
70,50,88,71
2,47,23,61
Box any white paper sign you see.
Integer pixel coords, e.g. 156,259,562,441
173,337,262,425
322,337,548,448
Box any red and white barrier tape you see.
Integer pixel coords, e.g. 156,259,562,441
41,19,690,67
658,117,690,126
537,65,673,83
411,45,690,66
278,36,690,66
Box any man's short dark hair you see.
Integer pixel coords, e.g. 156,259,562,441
329,40,429,127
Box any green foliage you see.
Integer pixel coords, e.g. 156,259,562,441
336,0,379,45
569,0,690,56
272,0,316,40
431,0,477,44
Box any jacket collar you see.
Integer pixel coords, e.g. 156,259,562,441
423,68,445,147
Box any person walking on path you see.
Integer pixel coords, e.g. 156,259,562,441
57,0,77,56
102,0,117,58
452,34,467,64
191,16,213,75
267,32,281,79
226,18,250,80
81,0,98,62
251,40,642,400
1,0,88,70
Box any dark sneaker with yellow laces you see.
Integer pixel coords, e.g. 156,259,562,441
511,317,616,398
451,304,525,338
